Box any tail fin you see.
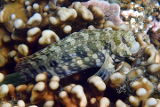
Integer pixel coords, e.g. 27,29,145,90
0,72,28,86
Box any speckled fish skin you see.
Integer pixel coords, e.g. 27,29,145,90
15,29,140,82
52,0,89,6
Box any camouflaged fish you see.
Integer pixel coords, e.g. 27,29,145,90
1,29,140,85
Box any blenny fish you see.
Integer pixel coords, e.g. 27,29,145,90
1,29,140,85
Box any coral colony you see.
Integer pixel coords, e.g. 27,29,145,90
0,0,160,106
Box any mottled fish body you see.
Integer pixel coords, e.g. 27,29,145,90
52,0,89,5
1,29,140,85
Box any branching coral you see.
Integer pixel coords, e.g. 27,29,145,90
80,0,123,25
0,0,160,107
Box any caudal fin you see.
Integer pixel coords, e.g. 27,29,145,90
0,72,28,86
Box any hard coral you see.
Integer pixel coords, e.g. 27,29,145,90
81,0,123,25
0,1,27,32
0,0,160,107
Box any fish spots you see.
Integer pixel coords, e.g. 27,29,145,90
83,34,89,41
96,59,102,66
66,37,76,45
97,51,105,58
94,52,105,66
50,60,58,67
62,65,69,71
69,62,76,68
39,65,47,71
76,51,87,58
76,60,83,65
84,47,91,52
76,47,88,58
104,43,111,50
55,67,64,75
84,57,90,62
54,65,77,77
92,54,98,59
87,52,92,57
69,53,77,57
30,68,38,77
87,42,98,52
61,54,72,62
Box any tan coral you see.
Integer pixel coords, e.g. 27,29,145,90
0,84,9,98
28,105,38,107
49,16,61,26
8,84,16,99
0,28,11,45
90,97,97,105
129,96,140,107
137,33,148,47
16,84,28,92
73,2,94,21
49,80,59,91
144,98,158,107
147,64,160,74
30,78,54,104
88,25,96,30
35,73,47,82
0,73,5,83
43,100,55,107
64,84,76,93
115,62,131,74
17,44,29,56
110,72,126,87
26,84,34,93
131,78,154,99
0,47,9,67
49,7,77,27
30,89,44,104
136,88,148,99
32,3,40,12
88,75,106,91
89,6,105,19
103,20,129,30
156,99,160,107
144,44,160,64
57,7,77,22
2,35,11,43
27,13,42,26
0,1,27,32
33,82,46,92
116,99,128,107
13,19,26,29
49,76,60,90
127,69,143,81
50,76,60,82
1,102,12,107
59,91,77,107
71,85,87,107
99,97,110,107
38,30,60,45
0,54,8,67
62,25,72,34
17,100,25,107
27,27,41,43
8,50,17,58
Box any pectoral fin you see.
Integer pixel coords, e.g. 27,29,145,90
89,53,115,83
